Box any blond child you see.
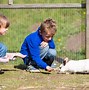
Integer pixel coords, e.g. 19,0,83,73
20,18,57,72
0,14,26,63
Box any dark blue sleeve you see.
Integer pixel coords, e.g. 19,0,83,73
26,36,48,69
20,38,30,56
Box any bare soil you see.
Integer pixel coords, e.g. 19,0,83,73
0,62,89,90
65,32,85,52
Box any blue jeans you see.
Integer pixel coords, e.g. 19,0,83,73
23,45,56,68
40,45,56,59
0,43,7,57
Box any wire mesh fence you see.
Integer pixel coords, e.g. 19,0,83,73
0,0,86,59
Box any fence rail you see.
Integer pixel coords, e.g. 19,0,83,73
0,3,85,9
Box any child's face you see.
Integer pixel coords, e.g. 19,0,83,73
40,30,55,42
0,20,9,35
0,27,8,35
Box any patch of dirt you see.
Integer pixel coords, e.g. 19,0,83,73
65,32,85,52
18,86,43,90
31,22,41,32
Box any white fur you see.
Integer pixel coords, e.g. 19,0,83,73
60,59,89,73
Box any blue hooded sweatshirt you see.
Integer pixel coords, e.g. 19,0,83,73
20,27,55,69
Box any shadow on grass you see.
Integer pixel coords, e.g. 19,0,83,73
41,72,51,74
57,71,89,75
0,69,18,74
1,69,18,71
0,70,4,74
14,64,51,74
14,64,26,70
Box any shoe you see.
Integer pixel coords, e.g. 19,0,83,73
51,63,57,68
51,60,58,68
26,65,40,73
0,70,4,74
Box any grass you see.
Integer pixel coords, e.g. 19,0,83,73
0,1,87,90
0,59,89,90
0,0,86,60
0,8,86,59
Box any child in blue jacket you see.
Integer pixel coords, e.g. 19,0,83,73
20,18,57,72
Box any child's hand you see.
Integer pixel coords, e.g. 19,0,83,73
40,41,48,48
6,53,16,60
46,66,54,72
0,57,9,63
15,53,27,58
6,53,27,60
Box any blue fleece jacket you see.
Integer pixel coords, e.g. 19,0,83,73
20,28,55,69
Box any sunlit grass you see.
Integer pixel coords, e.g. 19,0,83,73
0,1,86,59
0,1,87,90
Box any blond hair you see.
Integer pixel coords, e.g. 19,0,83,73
40,18,57,35
0,14,10,28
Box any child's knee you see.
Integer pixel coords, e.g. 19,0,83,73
40,45,49,52
48,49,56,57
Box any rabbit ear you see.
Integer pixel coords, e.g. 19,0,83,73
64,57,69,62
63,57,69,65
63,61,66,66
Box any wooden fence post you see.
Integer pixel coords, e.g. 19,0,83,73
8,0,13,5
86,0,89,58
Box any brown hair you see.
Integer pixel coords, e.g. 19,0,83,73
0,14,10,28
40,18,57,35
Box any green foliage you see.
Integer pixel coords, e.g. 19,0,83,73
0,1,86,59
58,49,86,60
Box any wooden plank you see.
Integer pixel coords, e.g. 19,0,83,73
0,3,83,9
86,0,89,58
8,0,13,5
